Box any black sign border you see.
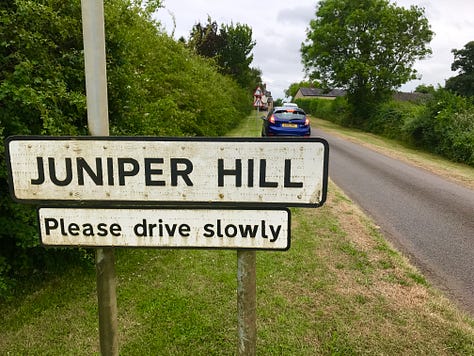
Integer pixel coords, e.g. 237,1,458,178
6,136,329,208
37,206,291,251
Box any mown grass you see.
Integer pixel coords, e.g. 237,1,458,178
1,112,473,354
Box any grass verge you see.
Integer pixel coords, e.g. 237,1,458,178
0,113,473,354
313,117,474,190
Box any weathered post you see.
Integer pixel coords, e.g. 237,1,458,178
237,250,256,355
81,0,118,354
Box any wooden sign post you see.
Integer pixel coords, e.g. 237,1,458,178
80,1,117,354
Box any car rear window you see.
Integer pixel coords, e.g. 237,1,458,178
274,109,306,118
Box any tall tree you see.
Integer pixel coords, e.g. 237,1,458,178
301,0,433,123
445,41,474,97
218,22,255,88
187,18,259,91
187,16,224,59
414,84,436,94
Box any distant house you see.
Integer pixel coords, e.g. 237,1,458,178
294,87,346,100
263,89,273,111
294,87,430,103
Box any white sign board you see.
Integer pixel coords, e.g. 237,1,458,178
38,207,290,250
6,136,328,207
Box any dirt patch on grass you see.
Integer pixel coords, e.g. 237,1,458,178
279,184,474,353
322,184,466,321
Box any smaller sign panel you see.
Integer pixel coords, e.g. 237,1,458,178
253,98,262,107
38,208,290,250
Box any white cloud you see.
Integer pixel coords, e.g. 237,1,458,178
155,0,474,98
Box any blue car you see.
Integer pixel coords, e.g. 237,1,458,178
261,106,311,137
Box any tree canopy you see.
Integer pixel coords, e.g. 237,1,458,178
187,16,223,58
187,17,261,92
445,41,474,97
414,84,436,94
301,0,433,123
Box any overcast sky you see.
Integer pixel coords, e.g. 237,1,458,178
155,0,474,99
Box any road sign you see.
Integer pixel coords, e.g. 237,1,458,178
6,136,329,207
253,87,262,97
253,97,262,107
38,207,290,250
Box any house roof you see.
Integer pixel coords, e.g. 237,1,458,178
393,91,431,103
298,87,346,97
298,87,431,103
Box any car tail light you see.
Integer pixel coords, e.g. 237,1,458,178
269,115,276,124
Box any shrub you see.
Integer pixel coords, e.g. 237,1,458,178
294,98,312,113
436,107,474,165
367,100,422,139
295,97,349,125
402,89,474,165
331,97,350,125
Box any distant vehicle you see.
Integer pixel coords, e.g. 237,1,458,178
282,102,298,108
261,106,311,137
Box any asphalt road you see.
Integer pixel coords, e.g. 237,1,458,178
314,129,474,314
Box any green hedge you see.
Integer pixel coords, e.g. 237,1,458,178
366,100,424,140
295,97,349,125
402,90,474,165
0,0,252,296
296,91,474,166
